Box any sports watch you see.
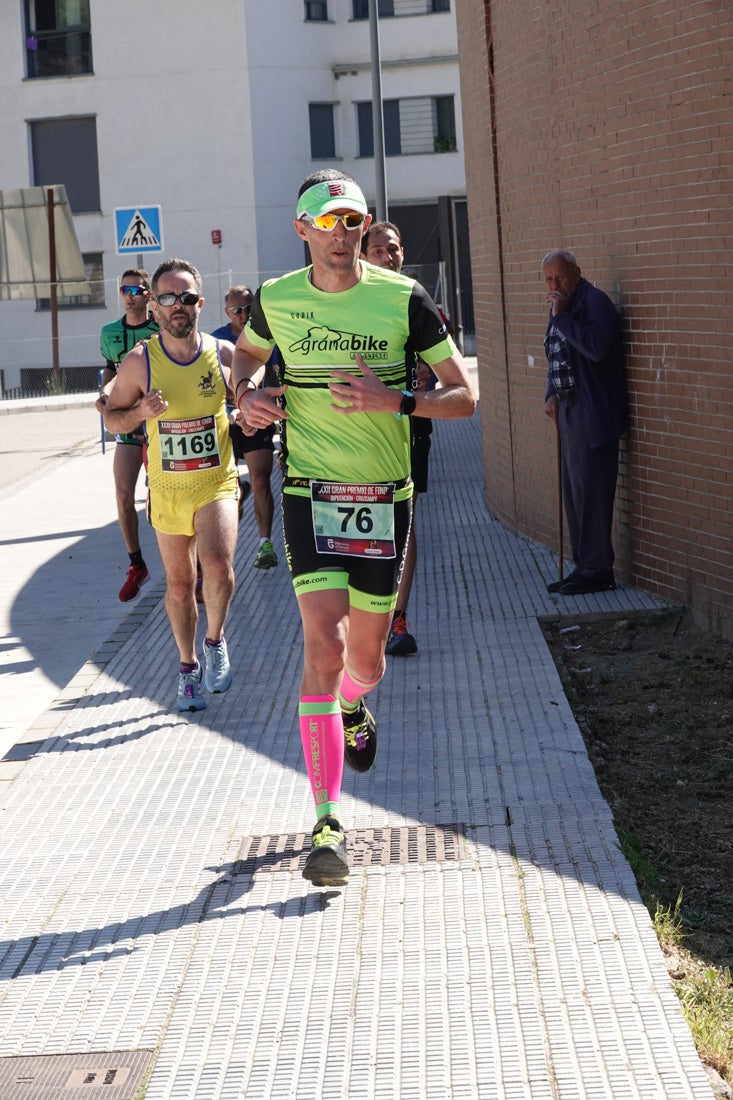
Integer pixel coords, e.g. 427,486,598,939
398,389,417,417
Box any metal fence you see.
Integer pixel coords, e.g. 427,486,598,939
1,366,100,401
1,262,473,400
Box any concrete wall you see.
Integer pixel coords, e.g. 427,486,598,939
456,0,733,636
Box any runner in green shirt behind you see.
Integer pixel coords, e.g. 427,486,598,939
96,269,159,602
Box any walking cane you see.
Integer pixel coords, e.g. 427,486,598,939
555,425,563,586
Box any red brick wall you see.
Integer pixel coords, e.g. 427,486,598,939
456,0,733,637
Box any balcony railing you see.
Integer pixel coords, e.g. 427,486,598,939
26,29,92,78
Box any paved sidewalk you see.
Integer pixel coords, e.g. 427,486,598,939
0,404,714,1099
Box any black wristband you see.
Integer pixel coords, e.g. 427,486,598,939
235,377,257,396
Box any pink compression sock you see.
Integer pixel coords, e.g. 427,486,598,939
299,695,344,820
339,666,384,712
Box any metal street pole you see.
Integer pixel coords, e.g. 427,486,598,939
46,188,60,380
368,0,388,221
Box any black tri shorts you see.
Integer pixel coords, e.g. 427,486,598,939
282,480,413,613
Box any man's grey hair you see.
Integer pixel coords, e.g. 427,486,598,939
540,249,578,271
225,284,252,303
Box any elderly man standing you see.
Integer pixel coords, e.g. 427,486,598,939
542,249,627,595
231,169,476,887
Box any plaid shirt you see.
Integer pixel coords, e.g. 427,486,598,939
544,317,575,395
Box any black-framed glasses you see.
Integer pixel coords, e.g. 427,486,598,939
155,291,200,307
226,305,250,315
300,211,366,232
120,285,148,297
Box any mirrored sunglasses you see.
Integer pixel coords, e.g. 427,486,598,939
226,305,250,315
301,211,366,232
120,285,148,297
155,291,200,307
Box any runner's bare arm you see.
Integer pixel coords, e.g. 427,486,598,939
414,352,477,419
232,329,288,432
216,340,235,396
103,344,168,434
94,366,117,414
231,329,271,392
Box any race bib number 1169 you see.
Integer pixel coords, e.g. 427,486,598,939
158,415,221,473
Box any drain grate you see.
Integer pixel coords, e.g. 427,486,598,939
350,823,463,867
0,1050,154,1100
230,823,463,876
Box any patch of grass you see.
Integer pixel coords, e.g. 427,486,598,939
678,961,733,1080
542,610,733,1085
652,892,685,947
619,830,732,1084
618,829,661,888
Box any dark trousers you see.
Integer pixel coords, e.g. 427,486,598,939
558,402,619,577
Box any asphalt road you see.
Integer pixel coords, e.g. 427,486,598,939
0,395,106,499
0,396,152,756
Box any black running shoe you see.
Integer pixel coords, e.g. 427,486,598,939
342,700,378,773
302,815,348,887
238,477,252,521
385,610,418,656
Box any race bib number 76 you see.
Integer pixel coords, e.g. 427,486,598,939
311,481,396,558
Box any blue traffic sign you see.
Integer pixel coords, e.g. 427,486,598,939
114,206,163,255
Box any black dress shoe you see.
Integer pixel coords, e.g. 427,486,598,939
547,568,579,594
559,572,616,596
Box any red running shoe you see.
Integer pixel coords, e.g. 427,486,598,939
118,563,149,602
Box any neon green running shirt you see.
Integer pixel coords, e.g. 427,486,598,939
246,261,455,484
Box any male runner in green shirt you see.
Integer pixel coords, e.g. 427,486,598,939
231,169,476,887
96,269,159,601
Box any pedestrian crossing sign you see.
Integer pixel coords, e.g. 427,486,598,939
114,205,163,255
